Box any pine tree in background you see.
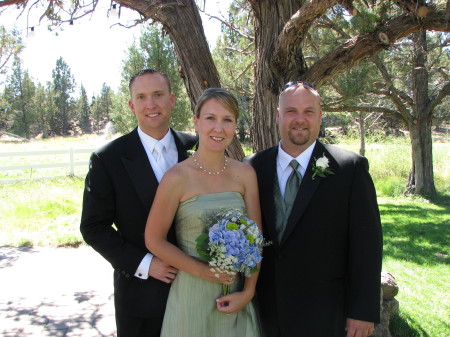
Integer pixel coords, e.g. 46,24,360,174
4,56,35,138
33,82,54,138
51,57,75,136
77,84,91,134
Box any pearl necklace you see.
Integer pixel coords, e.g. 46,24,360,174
192,152,228,175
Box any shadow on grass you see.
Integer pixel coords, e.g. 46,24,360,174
428,193,450,207
390,312,430,337
379,199,450,266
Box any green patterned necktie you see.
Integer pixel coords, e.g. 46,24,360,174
284,159,302,212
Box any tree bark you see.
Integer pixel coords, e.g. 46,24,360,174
359,112,365,157
249,0,302,152
406,31,436,196
408,120,435,196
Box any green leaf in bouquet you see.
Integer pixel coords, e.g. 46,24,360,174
195,233,211,261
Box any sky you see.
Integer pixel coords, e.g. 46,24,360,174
1,0,232,97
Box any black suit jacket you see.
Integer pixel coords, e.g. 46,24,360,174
80,128,197,317
245,141,382,337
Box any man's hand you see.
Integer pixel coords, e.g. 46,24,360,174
346,318,374,337
148,256,178,284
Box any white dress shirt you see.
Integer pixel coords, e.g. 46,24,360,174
277,141,316,197
134,127,177,279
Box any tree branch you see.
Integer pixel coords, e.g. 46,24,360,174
234,60,255,83
272,0,335,75
223,43,254,55
305,9,450,88
371,54,414,107
0,0,24,7
322,104,406,121
0,51,14,71
428,81,450,114
316,15,351,39
200,11,253,41
436,67,449,81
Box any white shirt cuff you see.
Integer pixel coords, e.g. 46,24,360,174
134,253,153,280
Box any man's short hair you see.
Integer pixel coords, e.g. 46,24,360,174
128,69,172,94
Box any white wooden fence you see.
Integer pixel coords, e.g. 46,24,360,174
0,148,94,181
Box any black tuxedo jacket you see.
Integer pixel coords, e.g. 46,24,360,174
80,128,197,318
245,141,382,337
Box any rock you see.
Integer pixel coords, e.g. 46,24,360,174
373,272,400,337
381,271,398,300
374,322,392,337
382,298,399,324
374,298,399,337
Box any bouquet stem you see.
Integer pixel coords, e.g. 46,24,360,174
223,284,230,296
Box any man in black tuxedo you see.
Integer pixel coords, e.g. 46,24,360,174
80,69,197,337
245,82,382,337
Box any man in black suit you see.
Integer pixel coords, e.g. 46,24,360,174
245,82,382,337
80,69,197,337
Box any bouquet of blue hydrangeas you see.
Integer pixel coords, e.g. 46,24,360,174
196,208,265,295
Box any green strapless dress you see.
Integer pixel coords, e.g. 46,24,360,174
160,192,262,337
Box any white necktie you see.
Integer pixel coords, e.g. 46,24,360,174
153,142,169,173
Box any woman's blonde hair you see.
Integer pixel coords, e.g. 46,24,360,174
194,88,239,119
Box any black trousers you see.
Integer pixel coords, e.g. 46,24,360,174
115,312,164,337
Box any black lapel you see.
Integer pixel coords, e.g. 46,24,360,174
258,147,279,247
121,128,158,209
171,129,197,162
280,141,334,245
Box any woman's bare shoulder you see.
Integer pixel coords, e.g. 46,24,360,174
160,159,193,186
228,158,256,175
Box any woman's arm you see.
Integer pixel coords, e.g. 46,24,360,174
145,167,233,285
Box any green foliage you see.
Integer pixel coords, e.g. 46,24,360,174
91,83,113,133
0,25,23,75
76,84,91,134
33,83,55,138
112,24,192,134
349,8,379,34
110,90,134,134
3,56,36,138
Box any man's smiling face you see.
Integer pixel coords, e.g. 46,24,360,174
277,85,322,157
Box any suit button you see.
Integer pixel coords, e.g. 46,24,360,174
126,274,130,278
121,271,126,275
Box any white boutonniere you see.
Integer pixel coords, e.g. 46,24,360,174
186,142,198,157
311,154,334,180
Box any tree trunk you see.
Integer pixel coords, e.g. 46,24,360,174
359,112,365,157
249,0,303,152
119,0,244,159
408,120,436,195
406,31,436,196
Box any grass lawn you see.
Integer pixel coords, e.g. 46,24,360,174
0,177,85,247
1,134,449,336
379,196,449,337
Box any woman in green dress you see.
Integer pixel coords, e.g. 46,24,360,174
145,88,262,337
